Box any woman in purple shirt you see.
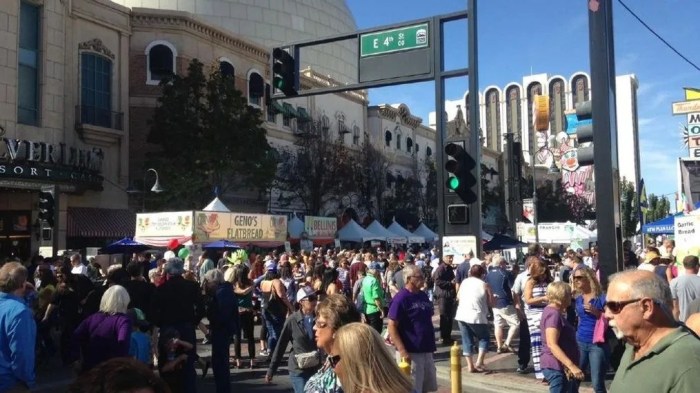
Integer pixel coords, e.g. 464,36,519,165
540,282,584,393
71,285,132,372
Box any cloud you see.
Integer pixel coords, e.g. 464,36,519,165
637,117,656,128
616,52,639,74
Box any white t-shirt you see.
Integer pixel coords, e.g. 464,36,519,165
72,264,88,276
455,276,489,324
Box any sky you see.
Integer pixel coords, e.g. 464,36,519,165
345,0,700,199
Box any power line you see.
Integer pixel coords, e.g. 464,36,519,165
617,0,700,73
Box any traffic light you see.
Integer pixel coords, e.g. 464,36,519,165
272,47,298,97
38,190,55,227
444,142,478,204
575,100,593,166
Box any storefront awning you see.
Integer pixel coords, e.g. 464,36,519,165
282,102,299,118
296,107,311,122
270,100,285,114
67,207,135,238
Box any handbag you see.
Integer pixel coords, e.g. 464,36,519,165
294,350,322,369
592,310,608,344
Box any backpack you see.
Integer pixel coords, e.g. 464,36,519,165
354,277,365,313
422,264,434,289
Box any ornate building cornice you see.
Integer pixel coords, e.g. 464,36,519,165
376,104,422,129
79,38,115,59
300,68,368,105
130,10,269,65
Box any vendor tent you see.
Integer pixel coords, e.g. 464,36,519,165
202,197,230,212
483,234,528,252
366,220,406,243
287,213,305,239
642,202,700,234
388,220,424,243
413,223,438,242
100,237,149,254
337,219,385,243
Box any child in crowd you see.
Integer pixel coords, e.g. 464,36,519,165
127,308,152,367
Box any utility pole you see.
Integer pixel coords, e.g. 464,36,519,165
587,0,623,286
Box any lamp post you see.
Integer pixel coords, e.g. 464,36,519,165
531,132,565,245
127,168,164,212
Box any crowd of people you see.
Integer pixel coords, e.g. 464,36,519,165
1,240,700,393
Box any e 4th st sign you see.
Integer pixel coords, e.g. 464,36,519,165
360,23,429,57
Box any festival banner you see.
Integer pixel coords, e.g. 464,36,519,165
135,211,193,237
304,216,337,239
674,215,700,266
193,211,287,242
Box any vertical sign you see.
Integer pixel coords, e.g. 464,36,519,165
687,113,700,158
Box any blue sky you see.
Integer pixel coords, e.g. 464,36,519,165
346,0,700,199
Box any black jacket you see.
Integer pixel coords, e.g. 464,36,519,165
150,275,205,327
267,311,320,377
433,263,456,299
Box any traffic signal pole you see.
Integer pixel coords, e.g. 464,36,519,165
588,0,623,286
467,0,482,250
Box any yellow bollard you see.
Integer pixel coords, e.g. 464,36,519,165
399,357,411,376
450,341,462,393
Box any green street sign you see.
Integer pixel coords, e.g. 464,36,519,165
360,23,429,58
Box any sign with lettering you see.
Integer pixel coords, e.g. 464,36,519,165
442,235,477,257
193,212,287,243
304,216,337,239
673,100,700,115
360,23,429,57
0,138,104,188
674,215,700,248
135,211,193,237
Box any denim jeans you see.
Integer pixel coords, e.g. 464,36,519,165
264,310,285,356
542,368,580,393
578,341,609,393
457,321,489,356
211,330,232,393
289,370,314,393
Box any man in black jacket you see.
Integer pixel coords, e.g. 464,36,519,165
433,250,457,346
150,258,205,393
266,286,320,393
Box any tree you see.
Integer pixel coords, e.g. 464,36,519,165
274,119,355,215
146,59,276,210
522,177,594,224
383,171,423,226
481,164,509,231
353,140,390,220
645,193,671,223
418,158,438,228
620,178,639,238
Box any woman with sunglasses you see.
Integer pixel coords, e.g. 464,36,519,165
303,294,361,393
524,257,554,381
331,322,413,393
572,267,608,393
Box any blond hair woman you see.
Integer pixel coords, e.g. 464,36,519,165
332,322,413,393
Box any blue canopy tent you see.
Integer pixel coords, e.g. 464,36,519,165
642,201,700,234
100,237,150,254
483,233,528,252
202,240,242,250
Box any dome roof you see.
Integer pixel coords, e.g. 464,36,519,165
113,0,358,83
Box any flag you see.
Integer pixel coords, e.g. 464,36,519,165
684,87,700,101
639,178,648,225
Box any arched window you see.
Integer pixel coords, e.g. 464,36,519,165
415,143,420,154
248,71,264,106
406,137,413,153
80,53,113,128
396,134,402,150
385,130,392,147
426,146,432,157
145,41,176,85
220,61,235,79
352,126,360,145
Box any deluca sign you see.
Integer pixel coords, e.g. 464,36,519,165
0,138,104,189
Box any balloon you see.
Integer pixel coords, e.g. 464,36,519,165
163,251,176,260
178,247,190,259
167,238,180,250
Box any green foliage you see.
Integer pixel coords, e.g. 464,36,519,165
146,59,276,210
353,140,390,220
645,193,671,223
274,119,355,215
620,179,639,238
523,177,594,224
481,164,509,231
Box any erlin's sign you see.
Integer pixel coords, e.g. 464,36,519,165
0,138,104,189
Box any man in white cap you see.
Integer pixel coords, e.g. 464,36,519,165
433,248,457,345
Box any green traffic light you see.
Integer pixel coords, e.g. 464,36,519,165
448,176,460,190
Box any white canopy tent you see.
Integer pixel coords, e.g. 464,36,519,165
287,213,305,239
337,219,385,243
366,220,407,244
413,223,438,242
202,197,231,212
387,220,425,243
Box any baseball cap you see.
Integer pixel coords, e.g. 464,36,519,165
404,254,415,264
264,260,277,272
296,286,316,303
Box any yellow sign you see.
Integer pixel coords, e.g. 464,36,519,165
684,87,700,101
193,211,287,242
534,95,550,131
304,216,337,239
135,211,193,237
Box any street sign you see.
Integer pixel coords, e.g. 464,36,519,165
360,23,429,57
673,100,700,115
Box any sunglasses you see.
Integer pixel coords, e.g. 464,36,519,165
572,276,585,281
328,354,341,368
605,298,642,314
304,295,318,302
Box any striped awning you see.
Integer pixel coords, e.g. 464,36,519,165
67,207,136,238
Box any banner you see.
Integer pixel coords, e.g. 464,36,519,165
443,235,477,257
522,198,534,222
674,215,700,266
193,211,287,243
304,216,337,239
135,211,193,237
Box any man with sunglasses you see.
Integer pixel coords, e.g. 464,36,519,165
607,270,700,392
387,264,437,393
266,287,320,392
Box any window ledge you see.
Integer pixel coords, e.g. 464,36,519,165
76,123,122,147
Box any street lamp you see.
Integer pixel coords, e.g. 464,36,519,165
531,132,566,244
127,168,164,212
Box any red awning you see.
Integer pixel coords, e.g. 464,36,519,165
67,207,135,238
